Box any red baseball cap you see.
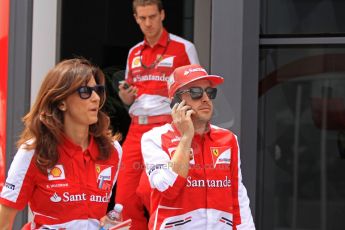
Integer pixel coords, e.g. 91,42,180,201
167,64,224,98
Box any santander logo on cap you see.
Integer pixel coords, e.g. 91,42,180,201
168,64,223,98
183,67,207,76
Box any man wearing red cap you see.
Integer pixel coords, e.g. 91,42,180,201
116,0,200,229
141,64,256,229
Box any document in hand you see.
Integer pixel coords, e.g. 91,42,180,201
109,219,132,230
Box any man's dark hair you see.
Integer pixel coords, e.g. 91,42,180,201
132,0,163,14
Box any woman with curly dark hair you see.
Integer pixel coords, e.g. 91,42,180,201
0,58,122,229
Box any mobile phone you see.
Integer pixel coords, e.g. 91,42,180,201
119,80,130,89
170,95,182,109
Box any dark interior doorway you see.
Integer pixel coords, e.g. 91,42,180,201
60,0,186,69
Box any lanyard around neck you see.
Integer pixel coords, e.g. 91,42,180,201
139,36,170,69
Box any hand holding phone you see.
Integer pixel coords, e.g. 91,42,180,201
170,95,182,109
171,99,195,138
118,81,137,105
119,80,130,89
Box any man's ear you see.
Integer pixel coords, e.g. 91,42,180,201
133,14,139,24
160,9,165,21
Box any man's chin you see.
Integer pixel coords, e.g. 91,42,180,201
192,114,211,123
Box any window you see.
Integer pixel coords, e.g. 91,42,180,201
258,46,345,230
261,0,345,36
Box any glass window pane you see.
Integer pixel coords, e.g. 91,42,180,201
258,46,345,230
261,0,345,35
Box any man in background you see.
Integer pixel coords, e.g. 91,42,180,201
115,0,200,229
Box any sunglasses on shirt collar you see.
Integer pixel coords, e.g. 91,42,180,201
177,87,218,100
77,85,105,99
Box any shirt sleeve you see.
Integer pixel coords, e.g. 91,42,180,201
113,140,122,182
232,135,256,229
186,43,200,65
0,147,36,210
235,160,255,229
141,129,187,200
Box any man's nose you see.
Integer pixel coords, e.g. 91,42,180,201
144,18,151,27
201,91,210,102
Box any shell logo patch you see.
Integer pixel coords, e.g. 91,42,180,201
48,165,65,181
131,56,141,68
51,167,62,177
